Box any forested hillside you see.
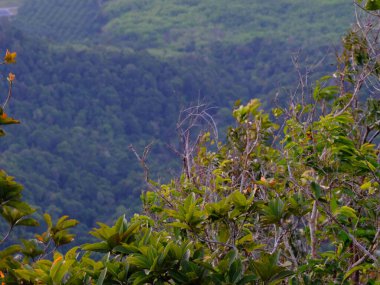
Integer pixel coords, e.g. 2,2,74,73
0,0,353,240
100,0,352,54
14,0,352,54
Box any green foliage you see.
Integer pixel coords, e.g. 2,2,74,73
252,252,293,284
0,171,38,232
0,212,79,284
360,0,380,10
100,0,352,54
1,1,380,284
0,0,354,241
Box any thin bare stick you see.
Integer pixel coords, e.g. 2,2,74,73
2,81,12,110
0,225,13,244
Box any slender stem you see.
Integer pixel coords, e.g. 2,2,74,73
322,205,379,265
0,225,13,244
368,130,380,144
37,238,53,260
348,227,380,270
2,81,12,110
284,232,298,267
189,224,236,251
43,245,58,260
271,225,282,254
309,201,318,258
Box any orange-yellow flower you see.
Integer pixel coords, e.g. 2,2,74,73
7,72,15,82
243,187,251,194
52,255,63,266
0,270,4,285
4,49,16,64
35,235,44,243
268,179,276,187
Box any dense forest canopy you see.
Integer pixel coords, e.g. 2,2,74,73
13,0,353,49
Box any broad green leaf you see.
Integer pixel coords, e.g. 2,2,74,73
50,256,75,285
343,265,364,281
121,221,140,241
310,182,322,200
82,241,111,253
360,181,371,190
0,113,20,125
168,221,191,230
230,191,247,208
252,252,292,282
97,268,107,285
223,249,238,268
127,255,151,268
55,215,69,228
113,244,140,254
65,246,79,260
169,270,189,284
44,213,53,229
229,259,243,283
0,244,22,258
269,270,294,284
217,223,230,243
314,84,338,101
52,230,75,246
15,217,39,227
260,199,286,225
334,206,357,220
238,275,259,284
365,0,380,10
57,219,79,231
